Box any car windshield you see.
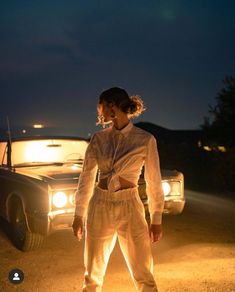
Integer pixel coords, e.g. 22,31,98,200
1,139,88,166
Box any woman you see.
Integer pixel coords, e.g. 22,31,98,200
72,87,164,291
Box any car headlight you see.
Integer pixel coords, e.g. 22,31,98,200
53,192,68,208
162,182,171,196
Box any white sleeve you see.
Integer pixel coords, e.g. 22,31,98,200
144,135,164,225
74,134,98,219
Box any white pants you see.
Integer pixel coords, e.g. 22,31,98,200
82,185,158,292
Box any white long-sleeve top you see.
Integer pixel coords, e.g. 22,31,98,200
75,121,164,224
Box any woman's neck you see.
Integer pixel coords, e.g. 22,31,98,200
113,118,130,130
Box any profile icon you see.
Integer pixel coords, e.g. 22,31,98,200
8,269,24,284
13,272,20,281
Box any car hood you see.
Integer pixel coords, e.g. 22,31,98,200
161,169,183,180
15,164,82,183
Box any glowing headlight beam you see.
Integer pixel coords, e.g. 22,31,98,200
162,182,171,196
53,192,68,208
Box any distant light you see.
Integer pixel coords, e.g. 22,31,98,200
218,146,226,152
22,129,26,134
203,146,212,151
202,145,226,152
197,140,202,147
33,124,44,129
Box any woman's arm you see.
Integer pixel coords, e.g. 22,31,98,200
74,133,98,220
144,135,164,225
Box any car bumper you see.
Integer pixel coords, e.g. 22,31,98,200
27,209,74,235
163,199,185,214
49,213,74,232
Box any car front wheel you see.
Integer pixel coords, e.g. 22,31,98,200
10,199,45,251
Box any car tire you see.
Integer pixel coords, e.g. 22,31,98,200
10,199,45,251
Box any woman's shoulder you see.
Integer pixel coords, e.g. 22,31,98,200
132,125,158,146
132,124,154,138
91,126,111,140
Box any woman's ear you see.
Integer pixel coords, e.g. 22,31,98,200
110,103,117,118
109,102,114,108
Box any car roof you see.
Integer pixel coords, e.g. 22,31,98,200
0,136,90,143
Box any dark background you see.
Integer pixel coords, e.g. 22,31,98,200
1,0,235,136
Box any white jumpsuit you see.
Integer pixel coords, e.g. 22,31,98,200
75,121,164,291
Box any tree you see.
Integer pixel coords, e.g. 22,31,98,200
202,76,235,148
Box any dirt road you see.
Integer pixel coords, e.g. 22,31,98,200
0,190,235,292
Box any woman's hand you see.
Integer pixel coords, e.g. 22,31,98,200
149,224,163,243
72,216,84,241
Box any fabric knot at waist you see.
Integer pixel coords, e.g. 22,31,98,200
94,184,139,201
99,169,122,192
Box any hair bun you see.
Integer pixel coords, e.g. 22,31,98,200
128,95,146,117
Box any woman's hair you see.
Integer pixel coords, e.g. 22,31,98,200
96,87,146,127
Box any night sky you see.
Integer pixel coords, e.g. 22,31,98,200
1,0,235,137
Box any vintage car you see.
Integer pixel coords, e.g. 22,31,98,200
0,136,185,251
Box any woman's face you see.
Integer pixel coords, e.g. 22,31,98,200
97,101,114,124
